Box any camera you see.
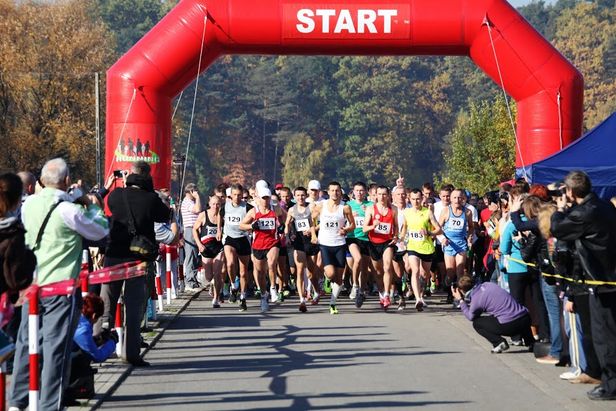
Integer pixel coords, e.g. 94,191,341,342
113,170,127,178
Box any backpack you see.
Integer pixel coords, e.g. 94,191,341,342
0,219,36,297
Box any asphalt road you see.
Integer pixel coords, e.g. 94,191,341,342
99,292,611,411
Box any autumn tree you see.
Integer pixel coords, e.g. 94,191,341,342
0,0,115,182
281,133,331,189
437,98,517,193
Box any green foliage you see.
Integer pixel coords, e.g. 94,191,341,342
280,133,331,189
437,99,517,193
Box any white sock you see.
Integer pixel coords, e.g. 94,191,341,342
240,292,246,300
330,282,341,305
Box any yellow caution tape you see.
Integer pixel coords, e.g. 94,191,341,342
504,256,616,286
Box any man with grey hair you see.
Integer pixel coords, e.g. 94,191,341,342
9,158,109,411
181,183,202,290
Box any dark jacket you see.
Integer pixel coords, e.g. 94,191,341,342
0,217,36,297
105,174,169,264
550,193,616,286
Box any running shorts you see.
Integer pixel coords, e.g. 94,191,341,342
252,245,280,261
443,240,468,257
319,245,347,268
200,241,223,259
224,236,252,257
346,237,370,257
407,250,434,262
368,242,395,261
394,251,406,263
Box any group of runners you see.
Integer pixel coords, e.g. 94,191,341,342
192,179,476,314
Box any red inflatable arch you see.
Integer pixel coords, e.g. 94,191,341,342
106,0,583,188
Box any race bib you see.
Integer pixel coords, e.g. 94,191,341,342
226,215,241,225
374,222,391,235
200,226,218,242
408,230,425,241
258,218,276,230
449,217,465,231
323,220,340,230
295,218,310,231
354,216,365,228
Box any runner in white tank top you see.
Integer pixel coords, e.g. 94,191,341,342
312,182,355,315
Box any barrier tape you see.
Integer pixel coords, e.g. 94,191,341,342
504,256,616,286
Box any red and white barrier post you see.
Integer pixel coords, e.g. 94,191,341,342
115,295,123,357
28,291,39,411
0,362,6,411
81,249,89,297
165,249,172,305
155,271,164,312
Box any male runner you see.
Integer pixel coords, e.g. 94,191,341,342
346,181,372,308
285,187,318,312
364,186,398,310
312,182,355,314
239,187,285,312
400,189,442,311
391,183,411,310
220,183,253,311
439,189,474,307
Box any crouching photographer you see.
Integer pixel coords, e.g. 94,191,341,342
550,170,616,401
452,276,534,353
64,294,117,406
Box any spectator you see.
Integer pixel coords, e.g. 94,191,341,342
181,183,202,290
155,190,180,298
101,161,169,367
9,158,108,411
550,170,616,401
452,276,534,353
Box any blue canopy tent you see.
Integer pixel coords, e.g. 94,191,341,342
517,112,616,200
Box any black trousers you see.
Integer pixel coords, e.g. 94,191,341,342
473,314,534,347
589,290,616,394
508,272,549,339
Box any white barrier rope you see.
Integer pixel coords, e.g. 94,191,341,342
180,14,209,194
105,87,138,179
484,17,529,180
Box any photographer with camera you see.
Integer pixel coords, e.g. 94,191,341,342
550,170,616,401
101,161,169,367
452,276,534,353
9,158,109,411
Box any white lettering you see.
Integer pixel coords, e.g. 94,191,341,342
334,9,355,34
357,10,377,34
378,9,398,34
296,9,315,33
315,9,336,33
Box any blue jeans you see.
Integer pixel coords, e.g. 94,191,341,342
540,277,563,358
563,297,586,372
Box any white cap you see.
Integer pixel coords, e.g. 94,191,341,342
257,187,272,198
256,180,269,191
308,180,321,191
225,187,232,197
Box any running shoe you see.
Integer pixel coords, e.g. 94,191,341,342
276,292,284,303
299,302,307,313
254,288,262,299
283,288,291,298
415,300,424,312
429,279,437,293
311,291,321,305
349,285,358,300
491,341,510,354
420,299,428,308
397,298,406,311
270,288,278,303
323,278,332,294
212,299,221,308
356,291,365,308
382,295,391,310
329,304,339,315
261,294,270,313
229,287,238,303
239,298,247,312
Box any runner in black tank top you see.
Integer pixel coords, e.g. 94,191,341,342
193,196,224,308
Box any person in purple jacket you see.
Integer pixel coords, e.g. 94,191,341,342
452,276,534,353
